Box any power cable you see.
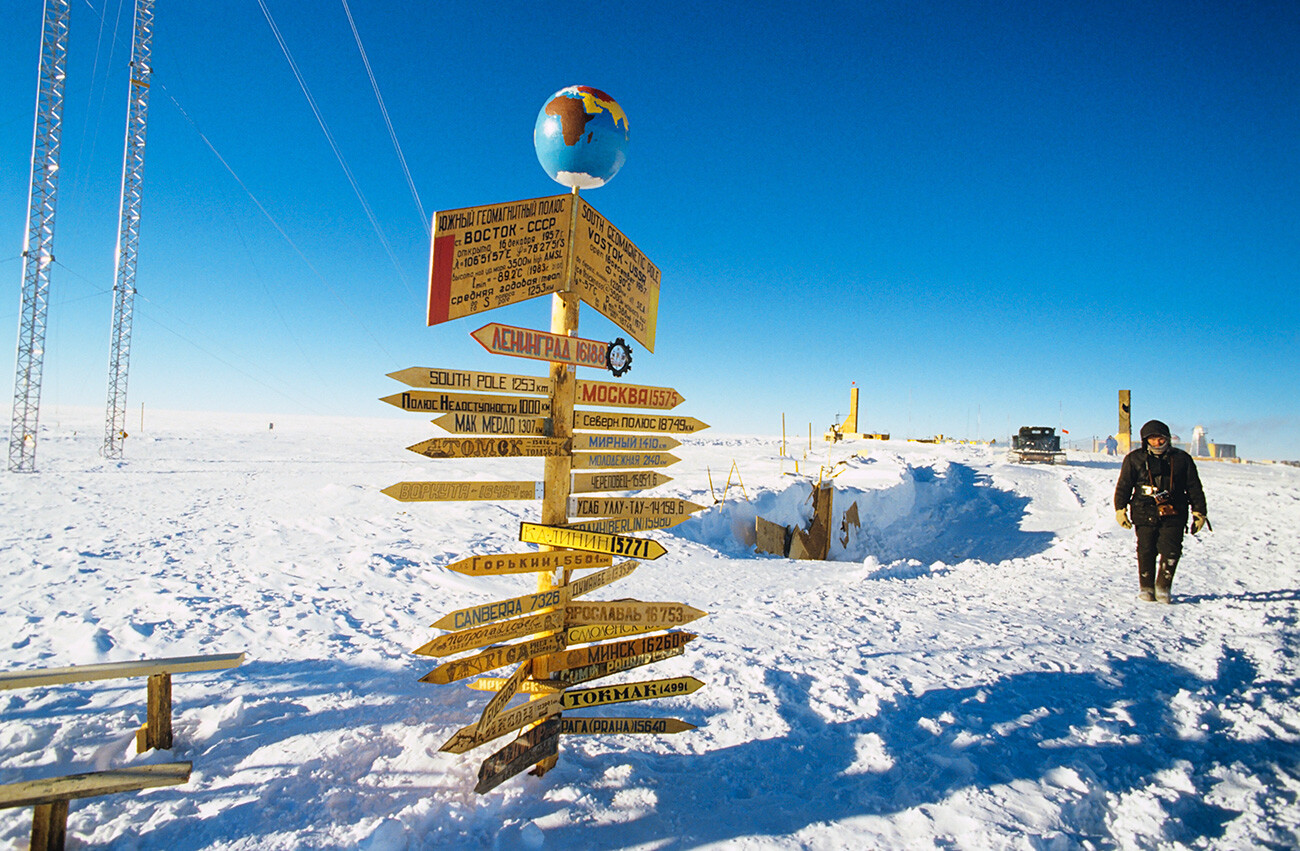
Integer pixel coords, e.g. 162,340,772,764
340,0,429,236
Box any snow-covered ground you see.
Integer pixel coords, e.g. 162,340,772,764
2,407,1297,850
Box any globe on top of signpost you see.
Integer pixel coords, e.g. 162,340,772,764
534,86,629,190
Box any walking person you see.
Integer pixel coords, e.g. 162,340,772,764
1114,420,1209,602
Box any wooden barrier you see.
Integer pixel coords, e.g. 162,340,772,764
0,653,244,752
0,763,191,850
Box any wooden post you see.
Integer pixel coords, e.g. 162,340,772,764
138,672,173,752
1118,389,1132,454
31,799,68,850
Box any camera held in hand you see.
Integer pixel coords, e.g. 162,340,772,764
1153,490,1177,517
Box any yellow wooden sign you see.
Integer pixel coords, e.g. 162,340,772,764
566,621,663,645
541,631,696,673
556,646,686,687
573,380,683,411
571,470,673,493
443,550,611,576
431,586,571,632
559,717,696,736
571,197,661,352
406,436,568,460
427,195,572,326
475,716,562,794
573,411,709,433
381,481,542,502
564,515,692,535
440,692,563,754
420,633,566,686
520,522,667,560
558,676,704,710
571,433,680,452
472,323,612,370
570,452,680,470
476,659,531,731
569,497,706,519
388,366,551,395
467,677,562,695
431,413,551,436
565,600,706,629
567,560,638,597
382,391,549,417
415,609,566,658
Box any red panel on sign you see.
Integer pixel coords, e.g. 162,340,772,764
427,234,456,326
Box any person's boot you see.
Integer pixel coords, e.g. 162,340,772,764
1139,566,1156,602
1155,557,1178,603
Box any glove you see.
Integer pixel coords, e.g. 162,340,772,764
1191,512,1208,534
1116,508,1132,529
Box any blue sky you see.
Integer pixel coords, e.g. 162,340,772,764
2,1,1297,458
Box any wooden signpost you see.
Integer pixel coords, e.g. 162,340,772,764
391,174,709,793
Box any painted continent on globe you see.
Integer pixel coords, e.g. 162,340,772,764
534,86,629,189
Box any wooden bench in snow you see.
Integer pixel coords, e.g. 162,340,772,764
0,762,191,851
0,652,244,752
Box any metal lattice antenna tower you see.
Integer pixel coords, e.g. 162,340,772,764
103,0,154,460
8,0,71,473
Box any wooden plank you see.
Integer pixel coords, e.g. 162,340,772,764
554,646,686,687
573,380,682,410
571,470,673,493
414,609,566,658
431,586,571,632
571,197,661,352
32,799,67,849
571,433,680,452
420,634,566,685
382,481,542,502
474,716,562,794
567,561,638,597
558,676,704,710
566,622,668,645
0,763,192,808
520,522,667,560
442,550,611,577
427,195,572,326
406,436,568,460
570,452,680,470
383,391,550,417
573,411,709,434
387,366,551,395
141,673,172,752
471,323,612,371
755,516,789,556
467,677,563,695
439,693,563,754
559,717,696,736
0,653,244,691
431,413,552,436
563,515,691,535
477,660,531,731
569,497,706,520
540,631,696,673
565,600,706,629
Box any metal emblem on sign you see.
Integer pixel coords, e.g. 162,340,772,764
606,337,633,377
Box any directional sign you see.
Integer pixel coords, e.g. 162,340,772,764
382,481,543,502
571,452,680,470
571,470,673,493
572,433,680,452
565,600,707,629
574,411,709,434
427,195,572,326
564,515,692,535
443,550,611,577
421,633,567,686
472,323,612,371
566,621,667,645
475,716,562,794
541,631,696,673
569,497,705,520
440,693,563,754
571,197,661,352
467,677,563,695
431,413,552,436
382,391,549,417
558,676,704,710
520,522,667,560
415,609,566,658
406,436,568,460
574,380,683,411
559,717,696,736
477,659,532,731
555,646,686,687
388,366,551,395
430,562,635,632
